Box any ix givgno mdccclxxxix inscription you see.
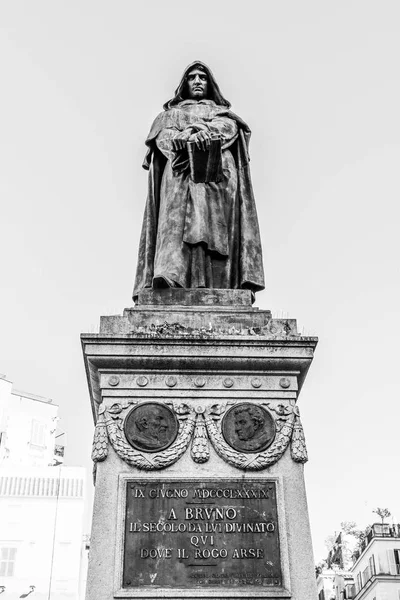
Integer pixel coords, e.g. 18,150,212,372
123,479,282,588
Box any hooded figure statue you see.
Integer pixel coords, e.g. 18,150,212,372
133,61,265,300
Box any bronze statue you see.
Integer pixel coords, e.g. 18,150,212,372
133,61,265,300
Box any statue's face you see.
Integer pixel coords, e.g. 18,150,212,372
144,411,168,441
187,68,208,100
234,412,257,441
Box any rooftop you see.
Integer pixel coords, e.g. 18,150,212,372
1,372,56,404
352,523,400,563
12,387,55,405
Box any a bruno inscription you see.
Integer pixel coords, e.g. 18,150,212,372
123,479,282,589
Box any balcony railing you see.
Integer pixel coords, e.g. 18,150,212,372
357,523,400,554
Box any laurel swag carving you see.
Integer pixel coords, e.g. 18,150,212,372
204,402,308,470
91,400,307,473
91,404,109,463
92,401,196,471
191,407,210,463
289,405,308,463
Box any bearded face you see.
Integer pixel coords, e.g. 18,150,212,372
137,410,169,441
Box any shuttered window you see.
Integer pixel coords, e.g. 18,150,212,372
394,549,400,574
0,547,17,577
30,420,46,447
387,549,397,575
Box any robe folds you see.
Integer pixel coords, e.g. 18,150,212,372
132,99,265,300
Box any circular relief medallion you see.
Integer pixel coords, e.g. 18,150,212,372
222,403,276,453
108,375,120,387
124,402,179,453
223,377,234,388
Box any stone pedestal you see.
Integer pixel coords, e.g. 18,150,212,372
82,290,318,600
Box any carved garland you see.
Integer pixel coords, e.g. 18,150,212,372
91,401,307,474
204,403,307,470
92,401,196,471
289,405,308,463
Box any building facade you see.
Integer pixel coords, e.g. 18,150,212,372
342,523,400,600
316,567,336,600
317,523,400,600
0,374,60,468
0,375,87,599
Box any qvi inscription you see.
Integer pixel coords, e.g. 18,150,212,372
123,479,282,589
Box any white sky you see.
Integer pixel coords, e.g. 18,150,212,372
1,0,399,562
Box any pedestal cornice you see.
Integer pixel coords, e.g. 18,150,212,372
82,305,317,422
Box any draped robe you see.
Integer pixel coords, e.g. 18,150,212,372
133,99,265,300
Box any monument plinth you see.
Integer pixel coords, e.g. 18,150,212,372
82,290,318,600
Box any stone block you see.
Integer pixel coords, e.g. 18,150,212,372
136,288,254,307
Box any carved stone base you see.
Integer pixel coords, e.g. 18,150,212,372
82,290,318,600
136,288,255,307
100,289,295,342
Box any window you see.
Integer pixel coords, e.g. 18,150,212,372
369,554,376,576
345,583,356,599
318,589,325,600
30,420,45,447
394,549,400,574
357,572,362,591
0,547,17,577
387,549,400,575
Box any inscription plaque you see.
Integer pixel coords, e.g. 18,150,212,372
123,479,282,589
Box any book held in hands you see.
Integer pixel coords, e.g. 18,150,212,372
187,136,223,183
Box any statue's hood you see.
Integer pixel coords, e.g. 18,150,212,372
163,61,231,110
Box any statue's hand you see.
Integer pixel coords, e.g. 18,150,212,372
189,131,211,151
172,130,192,151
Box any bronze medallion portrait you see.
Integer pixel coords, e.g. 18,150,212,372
222,403,276,453
124,402,179,453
